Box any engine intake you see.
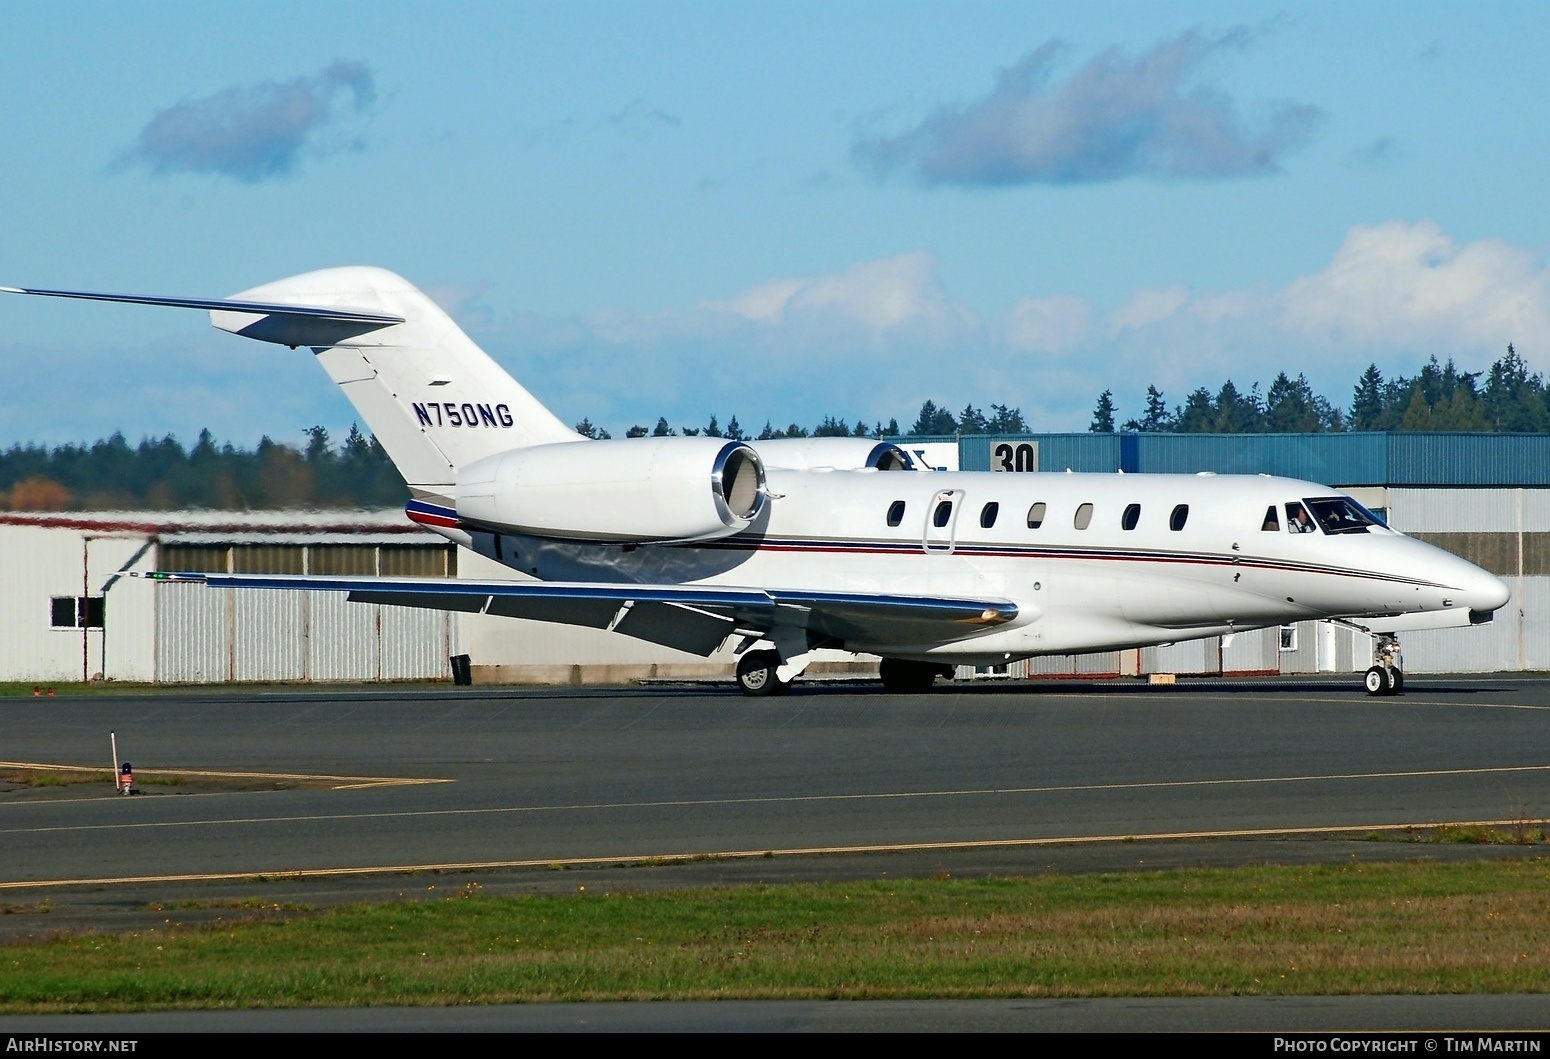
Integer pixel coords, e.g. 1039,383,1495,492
750,437,916,471
456,437,768,542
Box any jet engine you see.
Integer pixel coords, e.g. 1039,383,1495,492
455,437,768,542
750,437,916,471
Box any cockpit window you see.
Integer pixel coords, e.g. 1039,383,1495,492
1286,502,1316,534
1304,497,1381,535
1261,506,1279,532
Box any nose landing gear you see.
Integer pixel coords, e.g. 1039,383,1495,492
1363,634,1404,696
878,658,955,693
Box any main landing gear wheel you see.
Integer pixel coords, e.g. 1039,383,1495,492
879,658,947,694
736,650,790,697
1363,666,1403,696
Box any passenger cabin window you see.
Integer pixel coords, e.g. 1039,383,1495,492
1262,506,1279,531
886,500,906,527
1286,502,1317,534
1027,502,1046,529
1304,497,1381,535
1074,503,1094,530
1121,503,1141,531
980,502,999,529
933,501,953,528
1169,504,1189,531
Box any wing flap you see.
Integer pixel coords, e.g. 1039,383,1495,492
485,594,622,628
348,590,489,613
612,601,738,656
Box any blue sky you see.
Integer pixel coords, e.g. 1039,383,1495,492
4,1,1550,445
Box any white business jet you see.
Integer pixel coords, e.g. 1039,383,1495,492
5,268,1511,697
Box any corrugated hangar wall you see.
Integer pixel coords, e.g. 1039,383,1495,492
152,584,454,684
0,514,458,684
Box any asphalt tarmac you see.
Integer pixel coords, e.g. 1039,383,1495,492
3,674,1549,1031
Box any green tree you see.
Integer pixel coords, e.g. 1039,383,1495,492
958,405,990,435
909,401,957,435
1351,365,1385,431
987,404,1028,433
1264,373,1326,433
1123,386,1172,432
1484,345,1548,432
1089,390,1116,433
1212,381,1263,433
1173,388,1216,433
1399,387,1434,430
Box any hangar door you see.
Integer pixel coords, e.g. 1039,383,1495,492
152,543,457,683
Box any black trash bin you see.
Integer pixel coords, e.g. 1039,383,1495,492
450,654,473,686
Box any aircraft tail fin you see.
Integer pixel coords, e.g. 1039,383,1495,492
6,268,580,499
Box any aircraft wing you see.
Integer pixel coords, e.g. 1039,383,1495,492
143,573,1019,656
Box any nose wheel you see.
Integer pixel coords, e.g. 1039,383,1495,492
1363,634,1404,696
878,658,953,693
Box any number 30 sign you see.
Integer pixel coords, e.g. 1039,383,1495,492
992,442,1037,472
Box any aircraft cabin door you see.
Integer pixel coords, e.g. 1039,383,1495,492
923,488,963,554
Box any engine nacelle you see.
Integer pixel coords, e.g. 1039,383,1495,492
749,437,917,471
455,437,768,542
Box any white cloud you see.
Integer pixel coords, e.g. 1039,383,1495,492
720,252,965,332
117,61,375,183
472,223,1550,437
1005,294,1093,352
724,278,808,324
853,29,1321,187
1190,287,1267,324
1279,220,1550,349
1109,285,1189,332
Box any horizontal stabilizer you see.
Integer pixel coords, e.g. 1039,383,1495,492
2,284,406,348
138,572,1020,656
0,285,403,324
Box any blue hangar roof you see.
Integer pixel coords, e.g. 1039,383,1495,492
913,432,1550,487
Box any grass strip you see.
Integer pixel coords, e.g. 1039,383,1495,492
3,859,1549,1012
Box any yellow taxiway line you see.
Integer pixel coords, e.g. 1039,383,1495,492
0,818,1540,891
